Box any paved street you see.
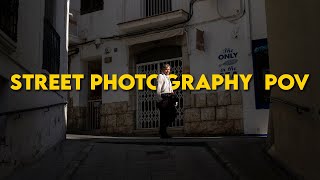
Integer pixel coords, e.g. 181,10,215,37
3,135,292,180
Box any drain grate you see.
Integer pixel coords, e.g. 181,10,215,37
145,150,172,160
145,150,166,155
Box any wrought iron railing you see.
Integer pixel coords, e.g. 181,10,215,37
0,102,67,116
123,0,189,22
0,0,19,42
268,97,310,114
144,0,172,17
43,19,60,74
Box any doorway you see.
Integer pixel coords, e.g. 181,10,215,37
136,55,184,129
87,60,102,130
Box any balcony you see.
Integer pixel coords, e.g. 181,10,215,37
118,0,189,33
69,9,83,45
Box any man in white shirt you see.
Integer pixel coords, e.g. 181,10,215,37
156,64,178,138
157,66,173,99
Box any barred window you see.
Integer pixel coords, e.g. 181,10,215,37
44,0,56,27
81,0,104,15
43,0,60,74
0,0,19,42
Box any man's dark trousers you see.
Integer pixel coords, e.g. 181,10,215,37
159,94,178,137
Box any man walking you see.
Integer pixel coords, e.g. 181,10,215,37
156,64,178,138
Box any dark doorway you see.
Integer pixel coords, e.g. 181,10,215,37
87,60,102,130
252,39,270,109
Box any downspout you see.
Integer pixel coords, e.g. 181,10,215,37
243,0,253,135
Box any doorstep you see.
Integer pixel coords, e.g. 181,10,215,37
133,127,185,137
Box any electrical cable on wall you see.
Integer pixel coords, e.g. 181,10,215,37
69,0,246,49
69,0,199,49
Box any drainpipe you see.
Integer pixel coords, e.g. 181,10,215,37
243,0,253,135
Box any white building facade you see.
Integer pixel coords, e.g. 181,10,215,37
0,0,69,177
68,0,269,136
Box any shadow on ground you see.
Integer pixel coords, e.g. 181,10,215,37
2,135,294,180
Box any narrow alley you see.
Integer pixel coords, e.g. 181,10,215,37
4,135,292,180
1,0,319,179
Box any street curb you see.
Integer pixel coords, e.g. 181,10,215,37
75,138,246,179
261,148,302,180
59,143,94,180
82,139,244,179
204,143,247,180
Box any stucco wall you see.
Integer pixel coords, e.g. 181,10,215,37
0,0,69,177
69,0,269,135
266,0,320,179
188,0,269,134
249,0,267,40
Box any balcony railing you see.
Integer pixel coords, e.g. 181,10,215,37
43,19,60,74
124,0,189,22
0,0,19,42
143,0,172,17
268,97,311,114
69,9,80,37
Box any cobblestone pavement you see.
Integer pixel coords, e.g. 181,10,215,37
3,135,292,180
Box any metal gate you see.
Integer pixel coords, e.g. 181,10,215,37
136,57,184,129
87,99,102,130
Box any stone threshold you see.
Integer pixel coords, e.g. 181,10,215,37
133,127,184,136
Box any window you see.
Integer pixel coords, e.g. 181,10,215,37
44,0,56,27
81,0,104,15
0,0,19,42
252,39,270,109
43,0,60,74
144,0,172,17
